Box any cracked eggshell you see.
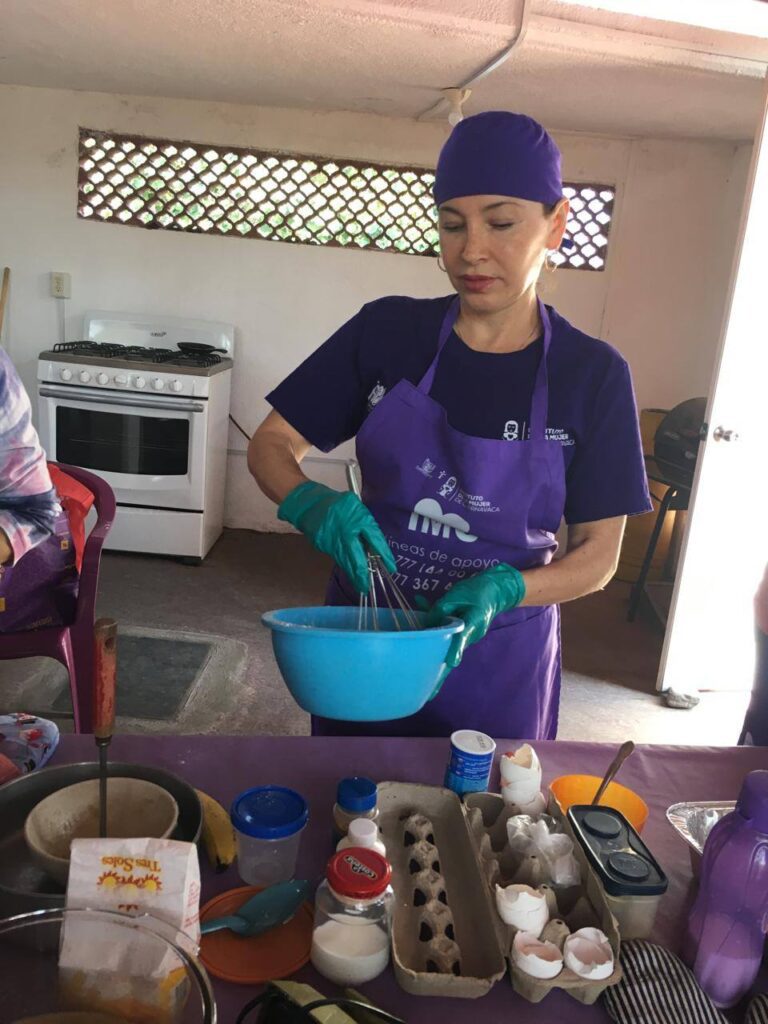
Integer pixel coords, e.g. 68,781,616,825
514,790,548,816
511,931,564,980
563,928,614,981
499,745,542,805
495,884,549,935
500,744,541,782
501,780,545,810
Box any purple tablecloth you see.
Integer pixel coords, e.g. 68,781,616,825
50,735,768,1023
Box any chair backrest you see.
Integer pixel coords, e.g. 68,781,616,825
48,462,117,527
48,463,116,593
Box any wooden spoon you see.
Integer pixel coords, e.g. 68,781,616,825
592,740,635,807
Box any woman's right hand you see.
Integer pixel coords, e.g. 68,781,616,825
278,481,396,594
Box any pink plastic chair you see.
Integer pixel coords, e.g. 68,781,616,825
0,463,116,733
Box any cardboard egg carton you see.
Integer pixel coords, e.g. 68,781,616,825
378,782,622,1003
464,791,623,1004
378,782,506,998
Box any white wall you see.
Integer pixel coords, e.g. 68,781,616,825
0,84,751,531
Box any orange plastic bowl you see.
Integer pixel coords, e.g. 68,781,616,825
550,774,649,833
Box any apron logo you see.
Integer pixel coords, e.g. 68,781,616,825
408,498,478,543
416,458,436,477
438,475,458,499
503,420,519,440
367,382,387,409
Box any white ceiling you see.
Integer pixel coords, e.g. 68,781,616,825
1,0,767,140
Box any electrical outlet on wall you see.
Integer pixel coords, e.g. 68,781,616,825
50,272,71,299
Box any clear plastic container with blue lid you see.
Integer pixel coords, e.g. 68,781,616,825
231,785,309,886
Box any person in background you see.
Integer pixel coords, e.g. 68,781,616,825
0,347,78,632
739,564,768,746
250,111,651,739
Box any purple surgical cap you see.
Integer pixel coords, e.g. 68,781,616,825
433,111,563,207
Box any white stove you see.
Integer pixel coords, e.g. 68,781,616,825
37,312,235,562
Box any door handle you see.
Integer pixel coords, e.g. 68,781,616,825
39,386,205,414
712,425,739,442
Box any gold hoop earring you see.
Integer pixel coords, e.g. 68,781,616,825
436,255,447,273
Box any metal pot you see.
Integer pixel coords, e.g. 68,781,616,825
0,762,202,919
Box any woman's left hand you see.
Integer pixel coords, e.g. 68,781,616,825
426,563,526,668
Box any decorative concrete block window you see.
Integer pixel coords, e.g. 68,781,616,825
78,128,614,269
553,185,615,270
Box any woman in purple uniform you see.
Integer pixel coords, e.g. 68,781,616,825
0,348,77,632
249,111,651,739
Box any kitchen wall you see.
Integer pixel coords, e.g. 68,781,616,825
0,84,751,531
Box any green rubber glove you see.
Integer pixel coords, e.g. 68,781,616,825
426,563,526,669
278,481,396,595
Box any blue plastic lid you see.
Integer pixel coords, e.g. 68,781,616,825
230,786,309,839
336,777,377,814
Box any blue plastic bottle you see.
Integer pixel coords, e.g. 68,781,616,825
683,770,768,1008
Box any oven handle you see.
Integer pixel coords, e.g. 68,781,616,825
39,386,205,414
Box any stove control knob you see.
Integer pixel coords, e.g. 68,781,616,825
78,370,91,384
60,368,73,381
115,374,128,387
170,379,183,393
134,376,146,389
152,378,165,391
96,372,109,385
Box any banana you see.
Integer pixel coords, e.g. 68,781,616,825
195,788,237,872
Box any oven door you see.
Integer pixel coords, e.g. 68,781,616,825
38,384,208,511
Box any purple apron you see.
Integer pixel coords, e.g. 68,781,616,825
315,297,566,739
0,510,78,633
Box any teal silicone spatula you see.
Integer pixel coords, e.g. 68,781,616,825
201,880,310,937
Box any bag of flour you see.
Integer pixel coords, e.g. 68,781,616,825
60,838,201,1023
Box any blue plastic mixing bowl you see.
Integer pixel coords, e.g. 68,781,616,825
261,606,464,721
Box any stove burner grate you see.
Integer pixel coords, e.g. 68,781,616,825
51,341,224,368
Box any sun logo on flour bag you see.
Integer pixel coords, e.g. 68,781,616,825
97,869,163,892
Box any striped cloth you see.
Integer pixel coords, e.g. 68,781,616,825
603,941,727,1024
748,995,768,1024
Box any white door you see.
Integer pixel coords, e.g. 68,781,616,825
659,76,768,695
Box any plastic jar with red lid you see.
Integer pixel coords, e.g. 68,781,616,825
310,847,394,986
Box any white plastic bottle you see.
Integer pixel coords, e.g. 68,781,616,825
336,817,387,857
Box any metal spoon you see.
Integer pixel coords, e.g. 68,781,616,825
592,740,635,807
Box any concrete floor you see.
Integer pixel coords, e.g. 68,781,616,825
0,529,750,743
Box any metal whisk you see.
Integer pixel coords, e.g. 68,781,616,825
345,461,421,632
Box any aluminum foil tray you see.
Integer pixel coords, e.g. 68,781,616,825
666,801,736,855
